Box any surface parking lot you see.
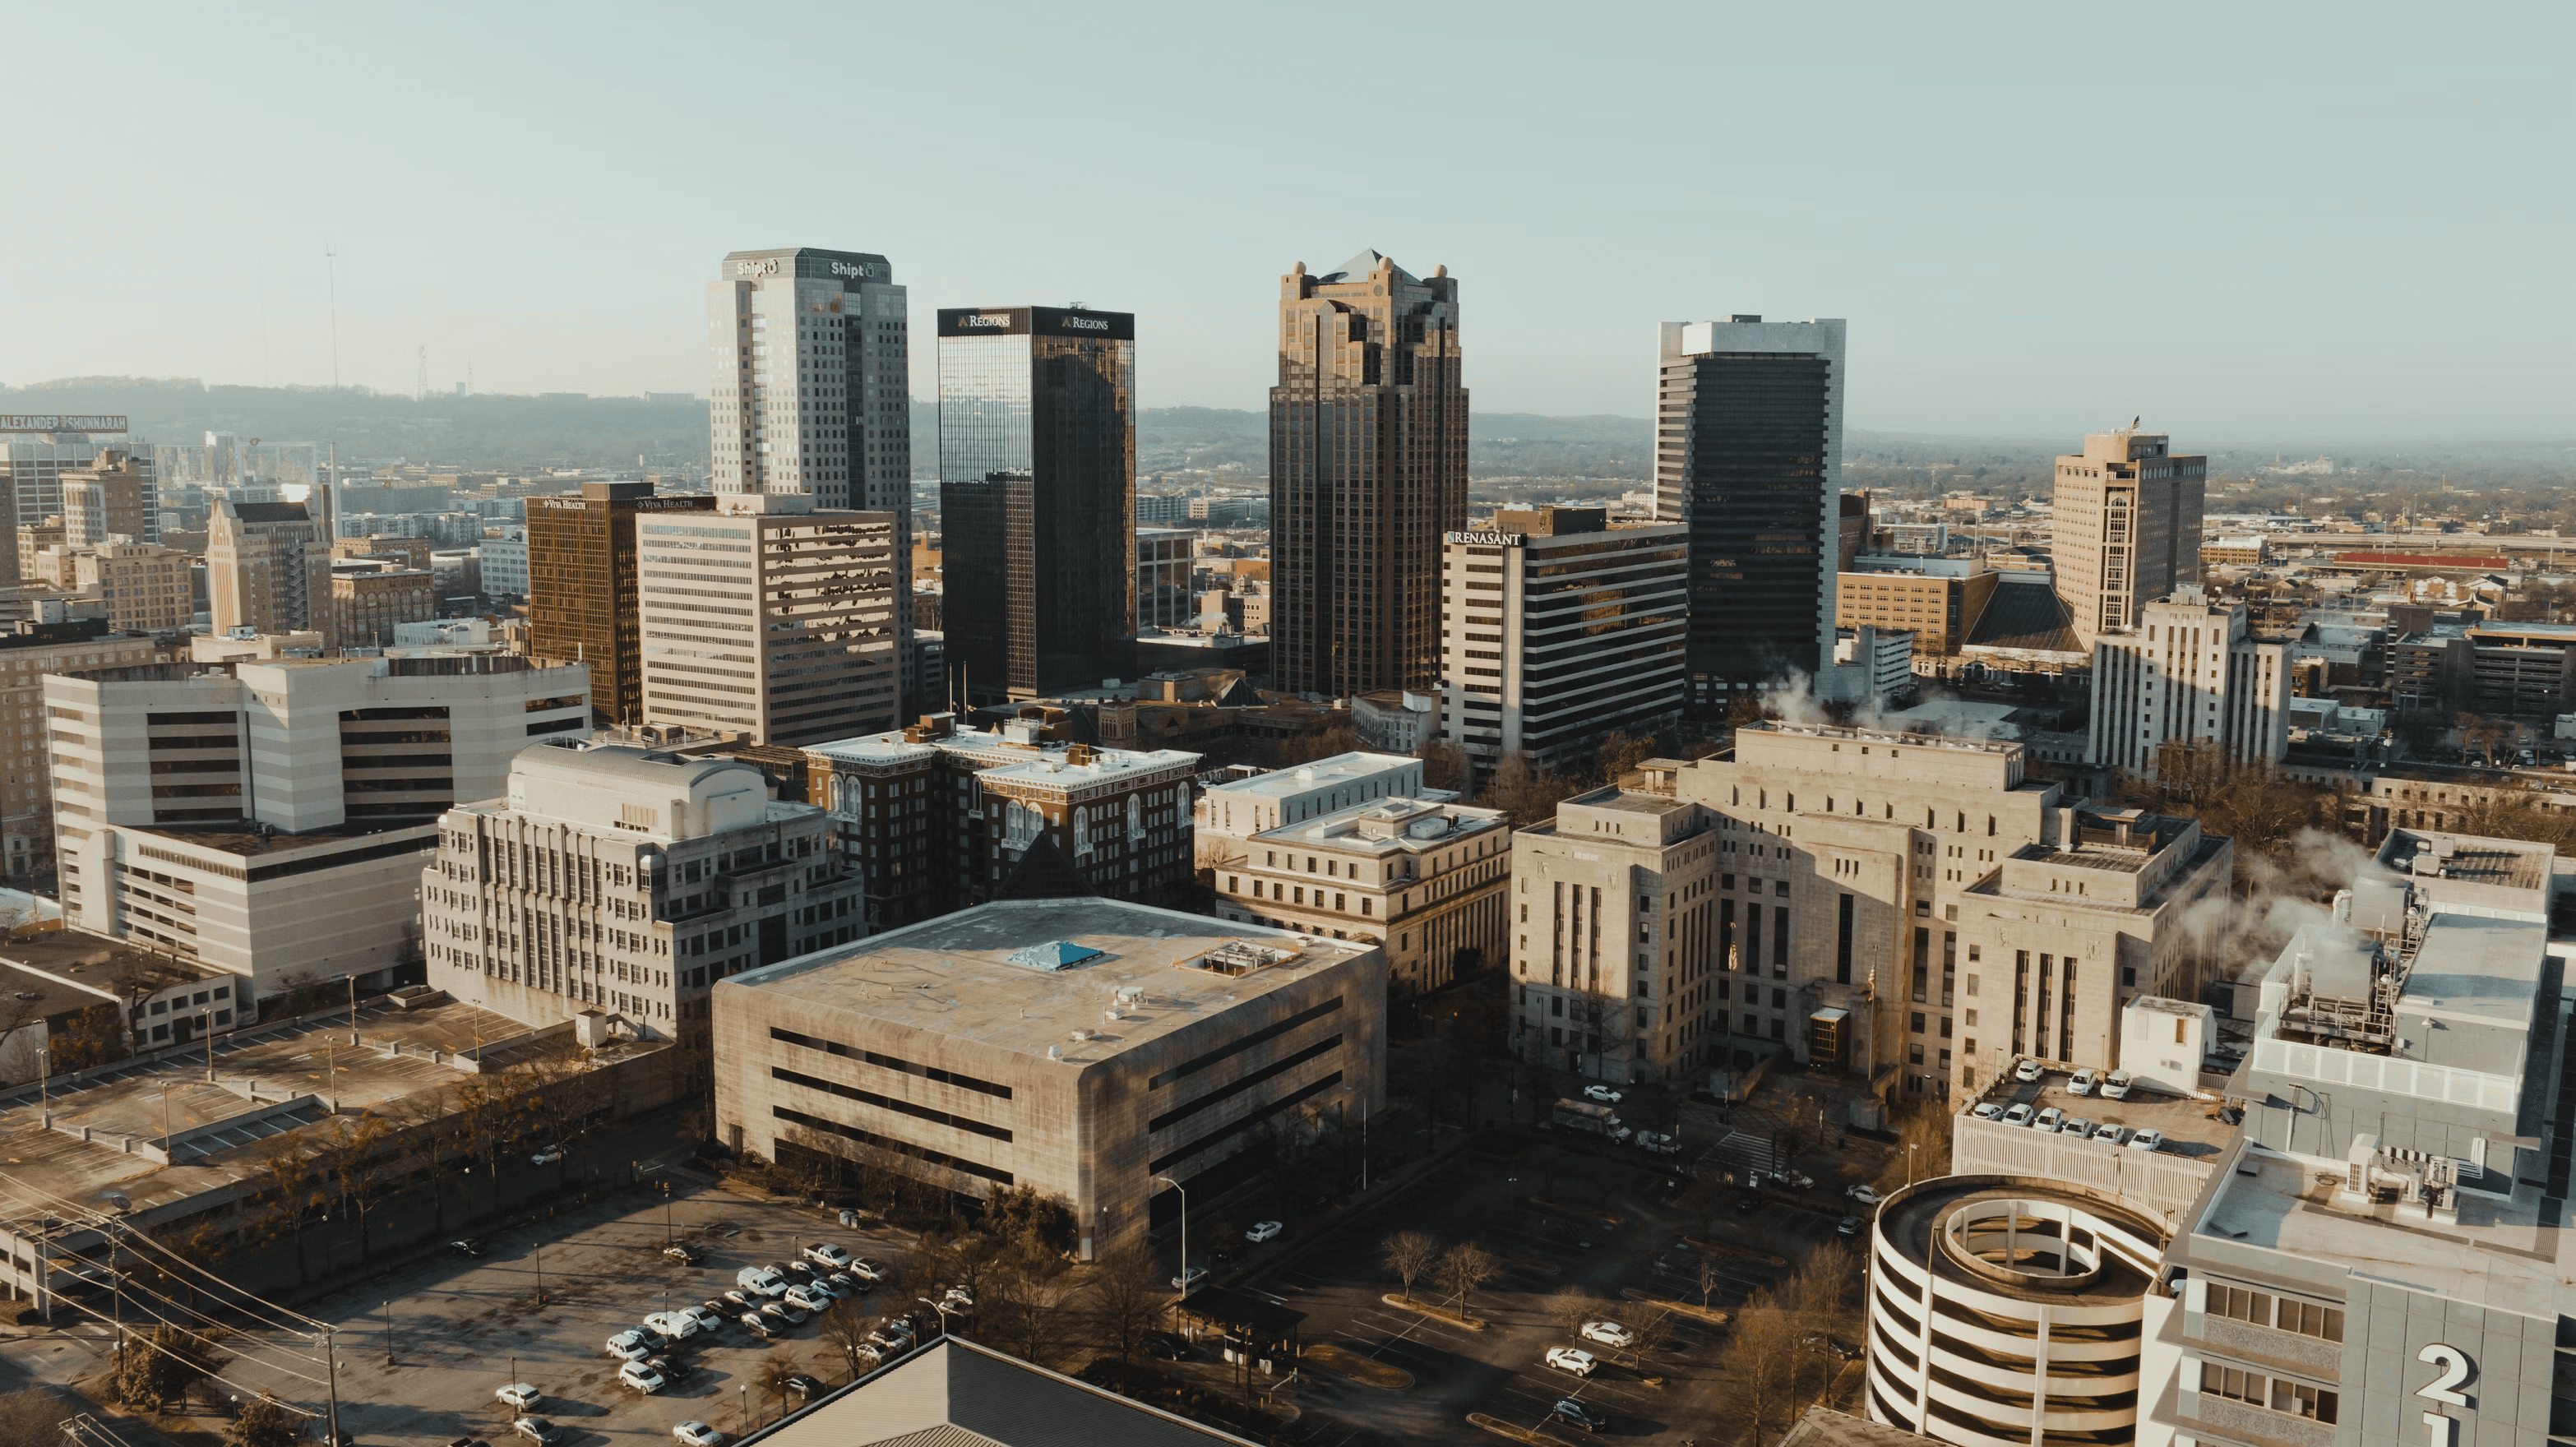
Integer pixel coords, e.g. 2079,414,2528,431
223,1182,904,1447
1233,1132,1866,1446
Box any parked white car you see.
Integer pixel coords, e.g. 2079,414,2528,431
495,1384,541,1411
735,1265,788,1297
2062,1116,2095,1140
1171,1264,1209,1291
1545,1347,1599,1378
2014,1059,2043,1083
643,1311,700,1341
802,1242,853,1270
2102,1070,2133,1101
604,1329,653,1361
673,1424,724,1447
1972,1103,2005,1120
617,1360,666,1394
1844,1184,1882,1207
2092,1122,2130,1144
2034,1107,2063,1133
1583,1084,1624,1104
784,1284,833,1314
2130,1128,2166,1152
1244,1221,1283,1243
1580,1320,1634,1348
2069,1068,2097,1097
2001,1103,2033,1126
681,1305,728,1334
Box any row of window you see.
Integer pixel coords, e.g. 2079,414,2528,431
2200,1364,2338,1423
2208,1284,2344,1342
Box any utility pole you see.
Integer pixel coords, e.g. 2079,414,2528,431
321,1329,340,1446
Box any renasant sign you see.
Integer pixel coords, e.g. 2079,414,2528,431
1445,531,1525,547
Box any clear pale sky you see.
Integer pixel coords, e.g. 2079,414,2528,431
5,2,2569,441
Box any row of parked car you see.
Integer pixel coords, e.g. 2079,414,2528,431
2010,1060,2135,1099
1975,1100,2165,1152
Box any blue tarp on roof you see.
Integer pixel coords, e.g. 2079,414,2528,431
1006,940,1103,971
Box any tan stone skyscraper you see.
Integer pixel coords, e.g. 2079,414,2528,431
1270,252,1466,696
2051,426,2206,649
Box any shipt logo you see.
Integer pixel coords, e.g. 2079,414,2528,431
734,258,781,277
830,261,879,280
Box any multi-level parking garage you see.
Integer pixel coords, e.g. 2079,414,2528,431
1866,1174,2168,1447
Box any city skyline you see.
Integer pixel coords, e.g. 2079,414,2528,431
2,6,2568,440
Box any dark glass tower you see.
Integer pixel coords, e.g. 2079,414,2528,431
1655,317,1847,714
937,306,1136,705
1270,252,1467,696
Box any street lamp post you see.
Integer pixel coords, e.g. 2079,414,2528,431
1907,1143,1919,1189
1152,1175,1189,1301
318,1329,340,1446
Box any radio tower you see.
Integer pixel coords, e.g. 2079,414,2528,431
416,346,429,401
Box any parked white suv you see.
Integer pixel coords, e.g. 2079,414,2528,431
735,1266,788,1298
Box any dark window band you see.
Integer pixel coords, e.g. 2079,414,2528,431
773,1104,1012,1186
772,1066,1011,1142
1149,1070,1343,1176
770,1026,1014,1100
1149,996,1344,1089
1149,1035,1343,1133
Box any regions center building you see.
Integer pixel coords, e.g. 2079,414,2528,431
711,899,1385,1259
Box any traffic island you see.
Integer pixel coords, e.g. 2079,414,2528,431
1305,1343,1412,1389
1621,1285,1731,1326
1380,1294,1487,1330
1527,1195,1624,1227
1468,1412,1556,1444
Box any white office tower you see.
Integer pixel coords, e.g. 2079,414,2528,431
709,247,915,710
2085,588,2288,779
44,653,591,1002
1437,507,1686,783
423,740,864,1041
635,494,900,748
2,419,149,532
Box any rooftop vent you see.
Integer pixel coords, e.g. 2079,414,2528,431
1186,941,1299,978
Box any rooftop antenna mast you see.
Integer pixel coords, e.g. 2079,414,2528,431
416,346,429,402
325,243,342,391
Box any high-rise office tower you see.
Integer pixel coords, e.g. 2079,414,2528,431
60,448,157,545
636,494,900,747
1655,317,1847,712
936,305,1137,704
2,418,142,533
525,480,717,725
1270,252,1467,696
710,247,915,708
1437,508,1688,782
206,496,331,635
2051,426,2206,649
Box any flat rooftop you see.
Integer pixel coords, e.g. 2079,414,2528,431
723,900,1373,1064
120,818,439,858
2375,828,2554,893
1251,797,1506,854
1746,721,2020,756
1200,751,1419,800
1968,1060,2241,1160
2191,1145,2576,1322
2398,914,2546,1031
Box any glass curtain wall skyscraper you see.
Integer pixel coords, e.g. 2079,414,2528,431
707,247,916,705
1270,252,1467,697
936,306,1137,705
1655,317,1847,714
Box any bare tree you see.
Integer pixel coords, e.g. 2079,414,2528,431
1626,1305,1676,1369
815,1296,873,1379
452,1071,527,1217
752,1358,799,1425
0,1389,78,1447
1437,1241,1501,1320
987,1253,1081,1367
1380,1230,1441,1302
1547,1283,1596,1339
386,1088,458,1235
1085,1239,1167,1363
314,1112,395,1264
1418,738,1471,794
1696,1253,1726,1310
1724,1291,1798,1446
250,1133,319,1287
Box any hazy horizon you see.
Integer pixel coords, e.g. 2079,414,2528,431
4,5,2569,441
